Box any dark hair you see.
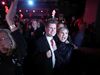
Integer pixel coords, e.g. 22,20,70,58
45,18,58,27
0,5,6,20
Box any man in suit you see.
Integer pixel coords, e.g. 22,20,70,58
34,19,57,75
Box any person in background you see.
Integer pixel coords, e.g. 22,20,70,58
74,21,85,48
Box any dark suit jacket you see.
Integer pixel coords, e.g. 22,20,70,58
34,35,53,75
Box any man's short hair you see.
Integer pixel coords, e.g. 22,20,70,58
45,18,58,27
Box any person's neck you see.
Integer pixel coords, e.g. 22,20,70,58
46,35,53,39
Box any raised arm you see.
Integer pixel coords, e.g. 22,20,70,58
52,9,56,19
6,0,18,32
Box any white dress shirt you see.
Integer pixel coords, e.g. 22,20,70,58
46,36,57,68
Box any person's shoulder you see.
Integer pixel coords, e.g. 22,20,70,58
36,35,46,43
65,43,74,49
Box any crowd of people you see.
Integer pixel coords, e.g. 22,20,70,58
0,0,96,75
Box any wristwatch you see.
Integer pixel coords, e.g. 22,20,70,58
9,24,16,30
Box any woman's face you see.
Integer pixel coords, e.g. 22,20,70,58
0,32,12,54
57,29,69,42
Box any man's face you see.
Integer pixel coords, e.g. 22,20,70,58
45,23,57,37
0,32,12,54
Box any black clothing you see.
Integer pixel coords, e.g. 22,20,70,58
55,42,73,68
0,29,27,75
54,37,74,75
33,35,53,75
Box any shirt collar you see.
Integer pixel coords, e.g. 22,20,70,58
46,35,53,41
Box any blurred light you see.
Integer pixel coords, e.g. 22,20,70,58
2,1,5,5
19,9,22,12
26,10,28,12
20,13,23,18
41,10,43,12
28,0,34,6
5,6,9,13
33,10,35,13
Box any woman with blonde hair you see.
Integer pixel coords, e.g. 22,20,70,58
0,29,16,56
0,0,27,75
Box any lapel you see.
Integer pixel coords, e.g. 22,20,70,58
42,35,51,51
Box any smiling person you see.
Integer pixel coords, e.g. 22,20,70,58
33,19,58,75
54,27,74,75
0,29,16,56
0,0,27,75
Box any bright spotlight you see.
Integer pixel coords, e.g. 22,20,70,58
28,0,34,6
2,1,5,5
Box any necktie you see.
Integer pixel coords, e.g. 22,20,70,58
51,39,54,48
50,39,57,68
50,39,57,51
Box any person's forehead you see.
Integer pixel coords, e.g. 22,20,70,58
0,31,8,37
60,29,68,33
48,23,57,27
58,24,64,27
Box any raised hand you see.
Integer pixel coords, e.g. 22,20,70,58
52,9,56,18
46,50,52,58
6,0,18,32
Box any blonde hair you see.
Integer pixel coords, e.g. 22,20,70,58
57,27,69,33
0,29,16,56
